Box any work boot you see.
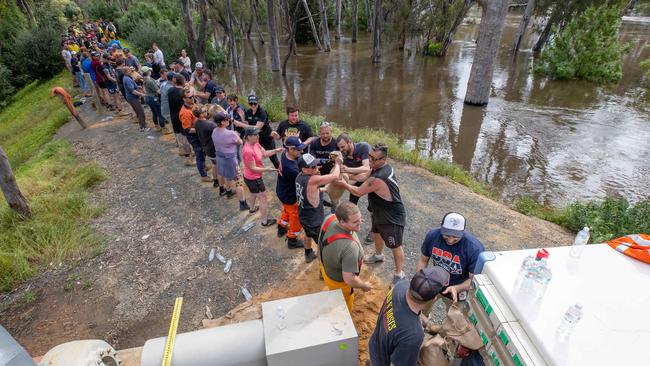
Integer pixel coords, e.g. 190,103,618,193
391,271,406,286
239,200,250,211
201,175,212,182
305,249,317,263
225,190,236,198
277,224,288,238
184,157,195,166
213,180,219,188
219,187,227,196
363,231,374,245
364,252,385,264
287,237,304,249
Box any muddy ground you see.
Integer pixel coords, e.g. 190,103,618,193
0,103,573,357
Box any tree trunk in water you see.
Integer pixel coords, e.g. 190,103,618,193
464,0,509,106
266,0,281,71
280,0,297,54
365,0,372,32
0,145,31,217
318,0,332,52
624,0,638,13
180,0,208,63
246,13,253,40
252,0,266,43
440,0,472,56
226,0,239,68
532,10,558,53
352,0,358,42
512,0,534,51
335,0,342,39
371,0,381,63
282,0,303,75
301,0,323,50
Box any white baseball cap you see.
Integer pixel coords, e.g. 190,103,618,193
441,212,466,238
195,62,203,69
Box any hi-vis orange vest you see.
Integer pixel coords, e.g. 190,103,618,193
606,234,650,264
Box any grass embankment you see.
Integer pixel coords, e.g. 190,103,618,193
0,71,105,292
256,88,649,244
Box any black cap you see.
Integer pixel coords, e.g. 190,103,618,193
409,267,450,302
244,127,260,138
214,112,229,124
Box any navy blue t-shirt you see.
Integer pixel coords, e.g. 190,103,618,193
343,142,370,168
368,280,423,366
276,152,300,204
420,229,484,286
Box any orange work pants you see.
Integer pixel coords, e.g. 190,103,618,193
279,202,302,239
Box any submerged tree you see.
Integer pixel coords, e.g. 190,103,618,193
464,0,509,105
266,0,281,70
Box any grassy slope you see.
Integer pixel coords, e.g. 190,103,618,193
0,71,105,291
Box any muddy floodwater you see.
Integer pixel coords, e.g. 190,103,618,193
221,11,650,206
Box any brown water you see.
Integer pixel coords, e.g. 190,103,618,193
224,12,650,205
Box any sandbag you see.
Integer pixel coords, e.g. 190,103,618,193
418,334,449,366
441,303,483,350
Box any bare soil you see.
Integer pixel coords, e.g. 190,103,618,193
0,103,573,359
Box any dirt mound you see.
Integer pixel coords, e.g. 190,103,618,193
203,263,388,366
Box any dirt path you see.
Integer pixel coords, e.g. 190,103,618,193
0,104,573,357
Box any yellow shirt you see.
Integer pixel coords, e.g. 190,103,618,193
68,44,80,53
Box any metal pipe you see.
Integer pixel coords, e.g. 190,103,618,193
0,325,36,366
140,319,266,366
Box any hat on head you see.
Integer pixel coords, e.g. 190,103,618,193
248,94,259,104
440,212,466,238
409,267,450,302
215,85,225,93
214,112,229,124
244,127,260,138
167,72,175,81
285,136,307,151
298,153,322,169
195,62,203,69
175,59,184,65
91,51,99,57
141,66,152,74
124,48,130,53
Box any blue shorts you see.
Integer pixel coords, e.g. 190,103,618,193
106,82,118,94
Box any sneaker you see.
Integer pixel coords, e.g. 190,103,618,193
219,187,227,196
305,250,317,263
225,190,236,198
391,271,406,286
239,201,250,211
140,127,151,132
363,231,374,245
213,180,219,188
201,175,212,182
277,224,288,238
184,158,195,166
287,237,304,249
261,218,277,227
364,253,385,264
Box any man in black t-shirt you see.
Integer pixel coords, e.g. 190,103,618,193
309,121,338,174
271,106,314,145
245,94,279,168
167,74,192,157
368,267,449,366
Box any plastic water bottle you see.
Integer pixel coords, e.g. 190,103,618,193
516,249,552,299
570,227,590,258
170,188,178,200
557,304,583,339
215,252,226,264
224,259,233,273
240,286,252,301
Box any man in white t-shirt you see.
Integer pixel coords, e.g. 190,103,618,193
152,42,165,68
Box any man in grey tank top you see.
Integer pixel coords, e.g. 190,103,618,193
338,143,407,285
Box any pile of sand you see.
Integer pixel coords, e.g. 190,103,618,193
203,263,388,366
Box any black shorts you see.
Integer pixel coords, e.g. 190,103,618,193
106,82,118,94
371,222,404,249
303,225,321,240
244,177,266,193
97,81,107,89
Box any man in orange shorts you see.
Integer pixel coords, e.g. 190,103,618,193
319,201,373,311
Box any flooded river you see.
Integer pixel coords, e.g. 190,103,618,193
224,11,650,206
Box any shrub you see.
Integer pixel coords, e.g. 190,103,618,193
641,57,650,88
83,0,120,21
63,1,83,21
13,25,64,83
115,2,165,37
426,42,442,56
126,20,187,62
0,64,16,108
535,5,628,83
205,40,228,70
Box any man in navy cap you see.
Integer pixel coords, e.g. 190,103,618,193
276,136,306,249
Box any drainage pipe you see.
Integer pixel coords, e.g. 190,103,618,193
140,319,266,366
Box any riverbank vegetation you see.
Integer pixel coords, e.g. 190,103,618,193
0,72,105,291
535,5,629,83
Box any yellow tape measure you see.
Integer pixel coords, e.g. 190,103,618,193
161,297,183,366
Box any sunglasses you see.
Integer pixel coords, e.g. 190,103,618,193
249,102,258,106
369,155,385,162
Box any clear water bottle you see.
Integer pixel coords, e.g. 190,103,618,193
557,304,583,339
570,227,590,258
516,249,552,299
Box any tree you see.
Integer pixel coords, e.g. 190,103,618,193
0,145,31,217
302,0,323,50
335,0,342,39
513,0,535,51
464,0,509,105
266,0,281,71
318,0,332,52
364,0,372,32
352,0,358,42
371,0,381,63
251,0,266,43
180,0,209,63
226,0,239,68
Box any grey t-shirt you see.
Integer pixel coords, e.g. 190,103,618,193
368,281,423,366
